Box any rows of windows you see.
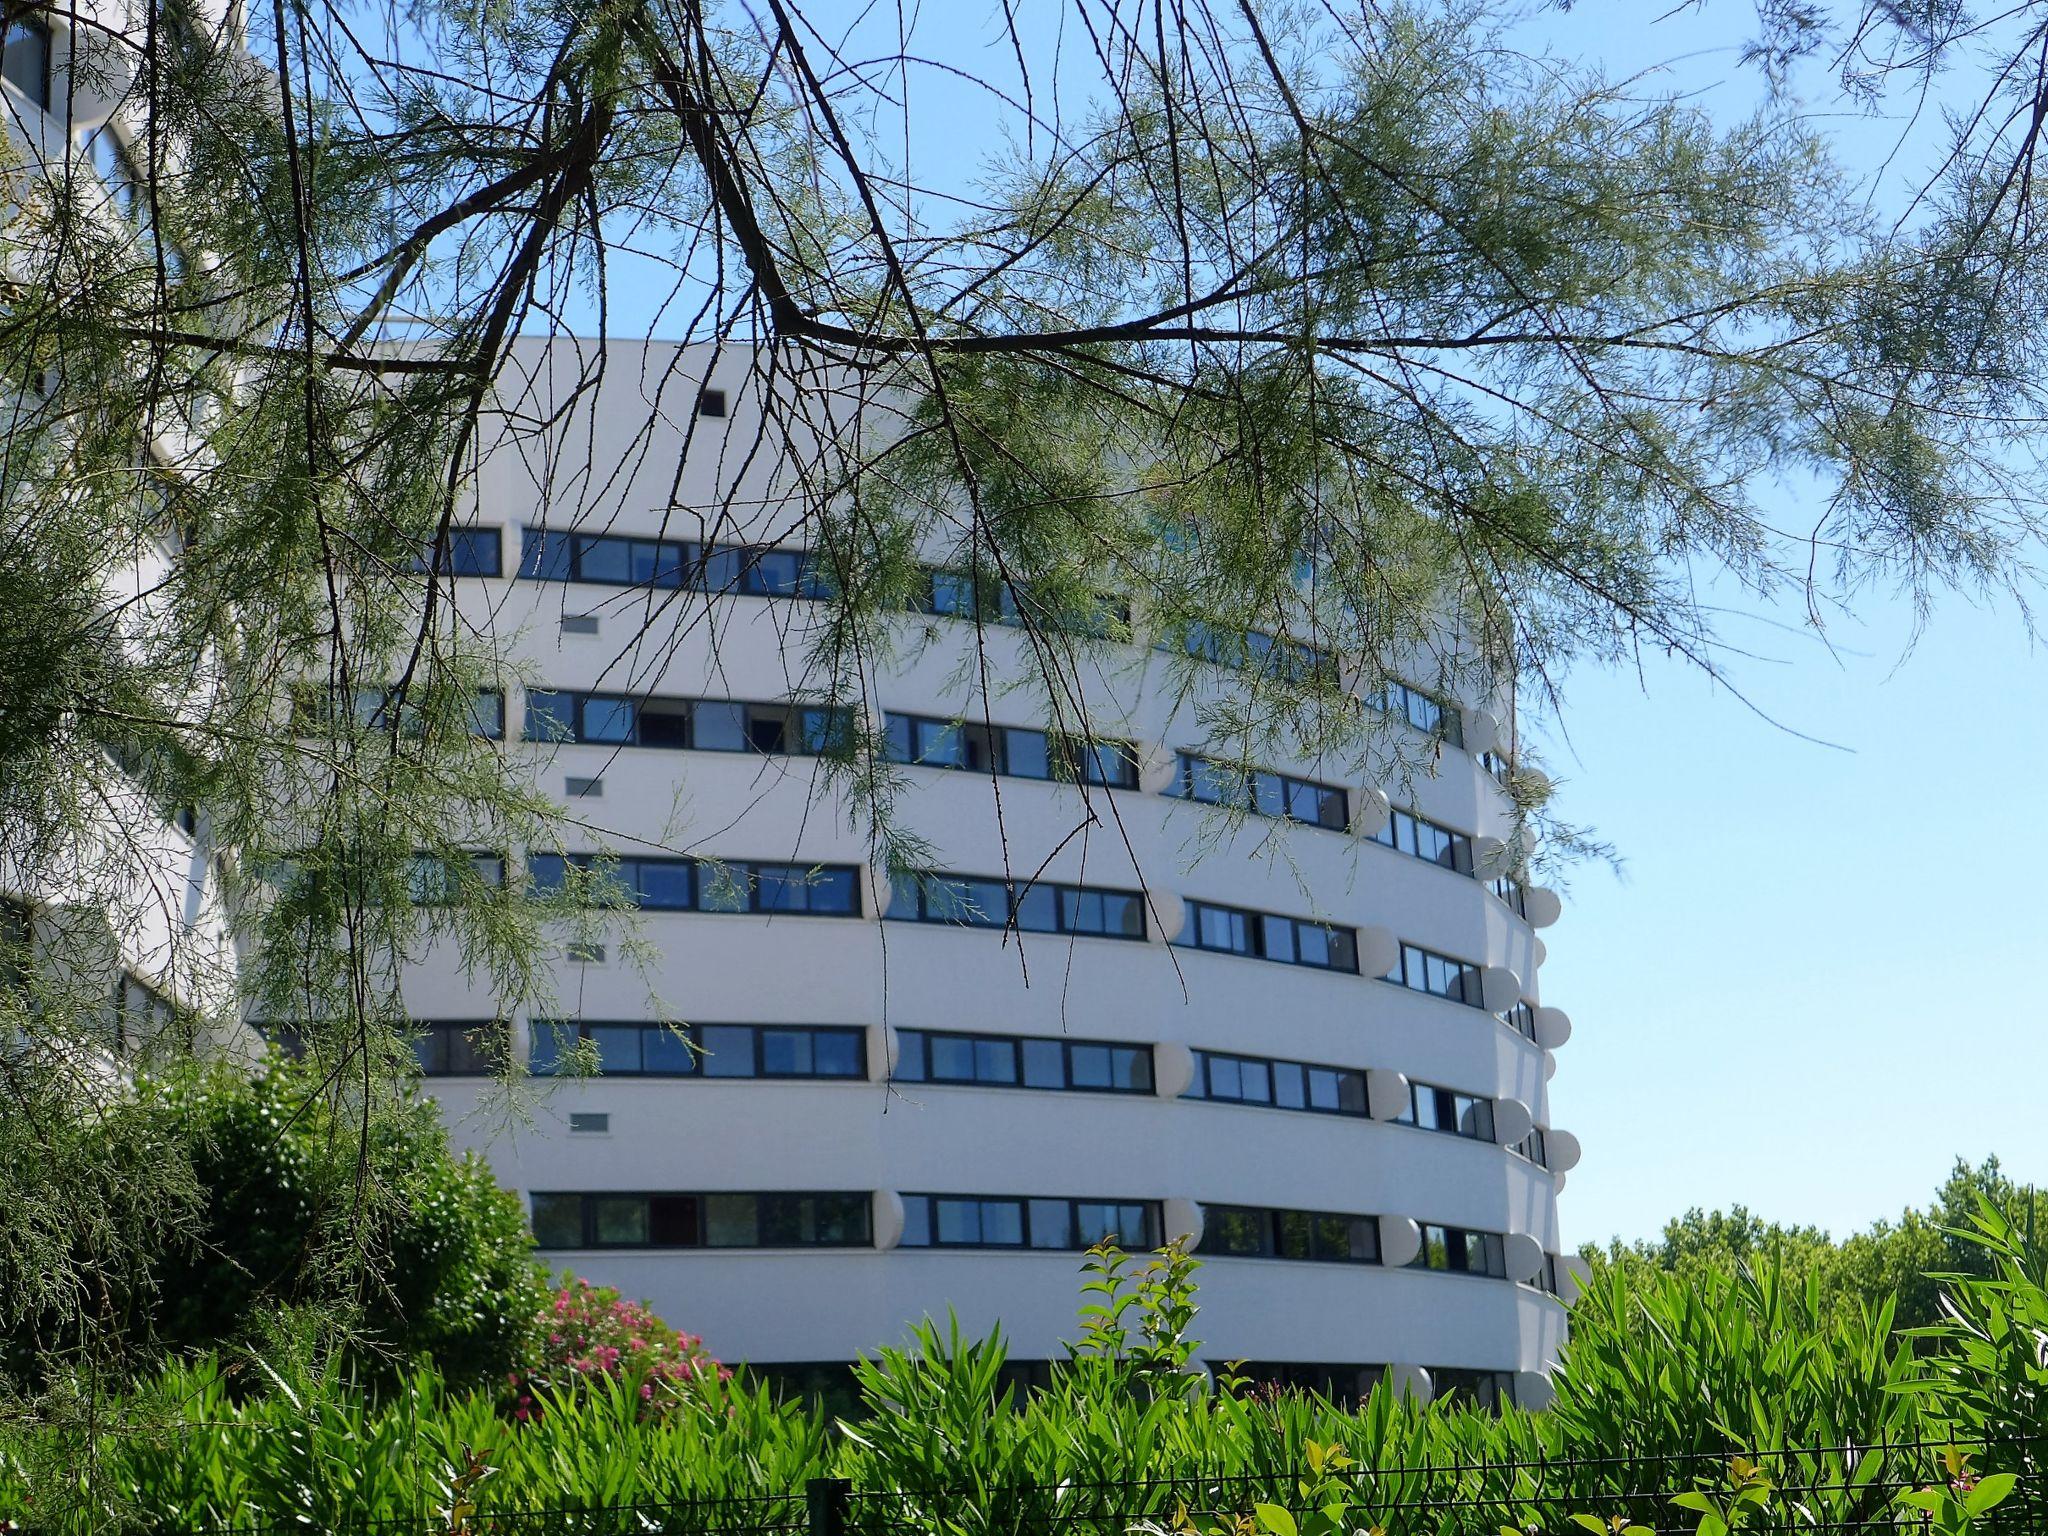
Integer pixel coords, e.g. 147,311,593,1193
1198,1205,1381,1265
1228,1362,1388,1406
1432,1368,1518,1410
1367,681,1464,746
413,1020,500,1075
894,1030,1153,1094
898,1194,1160,1251
1400,1082,1495,1141
886,873,1146,940
520,529,832,597
1177,623,1331,683
408,852,507,904
882,713,1138,788
1373,808,1472,873
526,690,848,756
909,569,1125,638
529,1020,865,1079
1413,1224,1507,1278
1179,899,1357,972
527,855,861,916
1386,942,1483,1006
1184,1049,1369,1116
530,1191,871,1249
1170,753,1348,830
295,685,505,741
417,527,504,578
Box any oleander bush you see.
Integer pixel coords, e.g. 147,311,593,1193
3,1197,2044,1531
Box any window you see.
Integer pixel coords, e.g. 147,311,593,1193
1492,875,1528,918
530,1191,872,1249
527,855,861,917
518,530,831,598
1185,1049,1369,1117
1481,750,1513,786
909,568,1125,638
1170,753,1348,830
1373,809,1473,873
1502,1001,1537,1040
1225,1362,1388,1406
1367,680,1465,747
568,1112,610,1134
886,873,1145,940
413,1020,503,1075
1179,899,1358,971
297,684,504,741
1176,624,1332,684
1510,1126,1549,1167
698,388,727,417
897,1194,1160,1251
882,713,1138,788
1197,1205,1381,1264
408,852,505,905
1412,1224,1508,1278
415,527,502,578
895,1030,1153,1094
112,972,178,1049
1386,942,1482,1006
529,1020,864,1080
1429,1367,1517,1410
1398,1082,1496,1141
3,17,49,109
525,690,848,755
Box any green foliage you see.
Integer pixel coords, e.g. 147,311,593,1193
1585,1158,2042,1332
1,1053,546,1395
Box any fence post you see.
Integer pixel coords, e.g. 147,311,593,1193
809,1477,853,1536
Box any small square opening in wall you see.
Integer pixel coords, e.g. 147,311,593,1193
698,387,727,418
560,614,600,635
565,776,603,798
568,1112,610,1134
565,941,605,964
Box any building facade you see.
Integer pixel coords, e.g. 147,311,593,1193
410,338,1583,1407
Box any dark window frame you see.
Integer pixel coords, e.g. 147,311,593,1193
3,17,51,110
1171,752,1348,831
1387,942,1484,1007
1368,680,1466,747
1179,898,1359,972
894,1028,1154,1095
530,1190,874,1250
1411,1223,1509,1279
525,689,848,756
526,854,862,917
1196,1204,1382,1265
896,1193,1162,1251
886,872,1147,941
529,1019,867,1081
415,526,503,578
882,711,1138,788
414,1019,506,1076
1398,1082,1496,1142
1372,807,1475,874
1184,1048,1370,1118
518,529,831,599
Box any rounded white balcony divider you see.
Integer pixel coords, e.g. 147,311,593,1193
1147,889,1187,946
1377,1215,1423,1269
1544,1053,1559,1080
1491,1097,1534,1147
1532,936,1548,969
1471,835,1511,879
1502,1231,1546,1284
1514,1371,1557,1410
1558,1254,1594,1304
55,3,139,130
1386,1363,1434,1405
1553,1171,1567,1193
1153,1040,1197,1100
1545,1128,1582,1173
866,1024,898,1082
866,866,893,922
1356,924,1400,979
1366,1067,1410,1122
872,1190,906,1251
1349,784,1392,838
1138,745,1180,795
1461,707,1501,758
1522,886,1563,928
1163,1197,1206,1248
1532,1006,1572,1050
1479,965,1522,1014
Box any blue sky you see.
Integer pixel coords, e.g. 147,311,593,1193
588,2,2048,1242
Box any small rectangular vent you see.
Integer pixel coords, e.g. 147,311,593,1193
565,776,603,798
698,387,727,418
560,614,600,635
568,1112,610,1134
565,941,605,964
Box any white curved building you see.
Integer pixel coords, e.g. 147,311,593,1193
416,338,1579,1407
